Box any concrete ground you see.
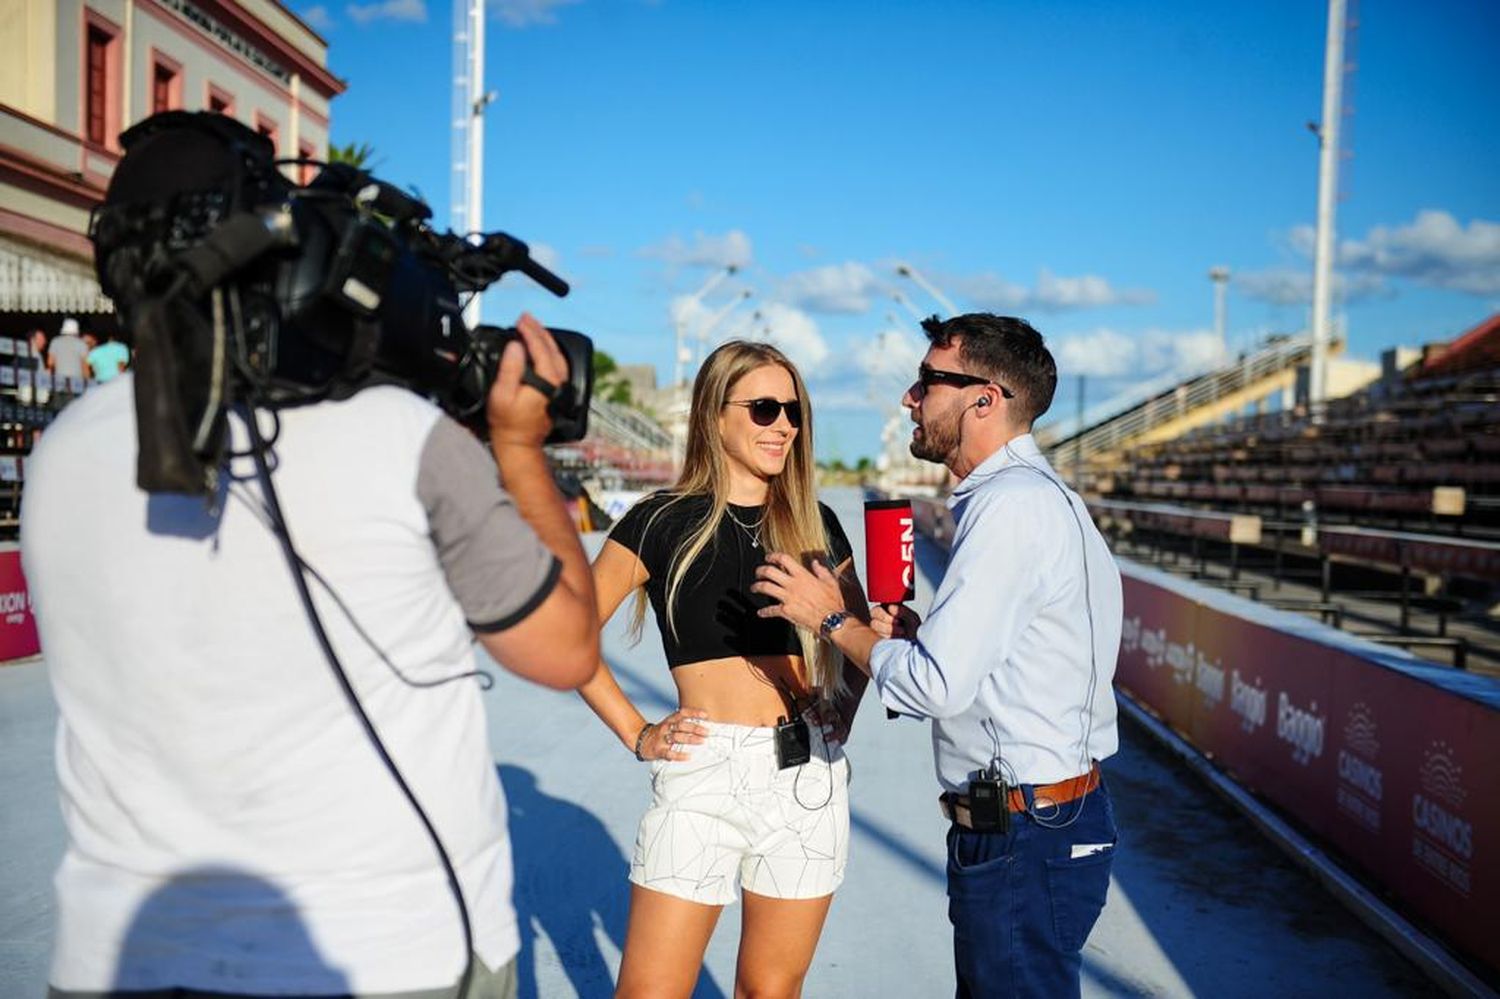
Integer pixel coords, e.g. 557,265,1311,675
0,487,1441,997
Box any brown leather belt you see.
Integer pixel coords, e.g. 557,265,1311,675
940,763,1101,830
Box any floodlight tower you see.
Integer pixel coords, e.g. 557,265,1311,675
1209,266,1230,350
452,0,495,327
694,288,754,364
673,265,737,389
891,289,925,324
894,261,959,318
1308,0,1349,407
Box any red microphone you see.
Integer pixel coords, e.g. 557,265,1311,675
865,499,916,604
866,499,916,720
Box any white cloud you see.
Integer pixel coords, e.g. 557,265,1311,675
857,327,925,382
1340,210,1500,295
639,229,753,269
948,268,1154,313
489,0,580,28
1051,327,1227,380
780,262,882,315
675,297,828,374
1033,268,1156,310
1052,329,1139,379
528,241,562,273
300,4,334,30
757,302,829,372
346,0,423,23
1250,210,1500,302
1235,266,1388,306
668,289,759,363
668,293,713,332
944,273,1029,311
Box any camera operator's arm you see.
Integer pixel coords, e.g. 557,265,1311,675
476,314,598,689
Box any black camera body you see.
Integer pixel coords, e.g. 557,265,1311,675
90,111,592,494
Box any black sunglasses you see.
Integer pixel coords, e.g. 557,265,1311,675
915,365,1015,399
725,397,803,428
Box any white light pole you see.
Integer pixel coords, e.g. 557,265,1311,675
1309,0,1347,408
673,265,737,389
695,289,754,363
1209,265,1230,351
452,0,495,328
723,309,766,342
894,261,959,318
669,265,737,464
891,289,926,324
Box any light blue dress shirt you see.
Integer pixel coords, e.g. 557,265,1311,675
869,434,1122,791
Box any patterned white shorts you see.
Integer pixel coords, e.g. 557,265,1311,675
630,715,850,906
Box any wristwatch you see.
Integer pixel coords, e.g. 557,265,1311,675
819,610,849,639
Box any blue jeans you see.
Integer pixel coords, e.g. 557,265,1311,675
946,781,1116,999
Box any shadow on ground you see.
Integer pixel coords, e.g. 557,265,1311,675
500,764,727,999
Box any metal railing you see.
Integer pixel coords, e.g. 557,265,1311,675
1045,337,1315,468
585,397,672,454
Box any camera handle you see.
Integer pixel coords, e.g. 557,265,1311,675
447,231,570,298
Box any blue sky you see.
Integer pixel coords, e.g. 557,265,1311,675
304,0,1499,461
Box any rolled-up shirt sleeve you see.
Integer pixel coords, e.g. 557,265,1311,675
869,490,1046,719
417,416,561,632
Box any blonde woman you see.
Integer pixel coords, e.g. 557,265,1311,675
579,340,869,998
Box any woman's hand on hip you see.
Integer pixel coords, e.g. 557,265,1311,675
639,708,710,762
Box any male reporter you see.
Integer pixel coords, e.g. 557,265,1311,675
753,315,1122,998
22,133,598,996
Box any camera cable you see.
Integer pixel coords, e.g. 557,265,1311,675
241,402,476,998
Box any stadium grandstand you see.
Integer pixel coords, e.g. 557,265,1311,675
1045,313,1500,676
548,396,675,492
544,395,675,528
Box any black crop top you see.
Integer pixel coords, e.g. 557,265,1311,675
606,492,854,668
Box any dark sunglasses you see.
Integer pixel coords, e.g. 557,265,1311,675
725,397,803,428
915,365,1015,399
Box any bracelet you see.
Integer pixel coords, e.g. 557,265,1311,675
632,722,653,762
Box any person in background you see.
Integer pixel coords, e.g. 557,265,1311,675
85,331,130,383
47,318,89,388
29,329,50,368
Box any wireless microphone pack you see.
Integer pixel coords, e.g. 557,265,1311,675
774,715,812,769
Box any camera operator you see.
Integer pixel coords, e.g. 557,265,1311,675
22,121,599,997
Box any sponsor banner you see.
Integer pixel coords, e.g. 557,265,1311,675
1116,577,1199,733
1338,656,1497,968
0,549,39,662
1118,571,1499,975
1192,603,1337,838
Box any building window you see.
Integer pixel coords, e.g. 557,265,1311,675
151,58,181,114
207,85,234,116
85,25,111,144
255,114,279,154
298,142,317,185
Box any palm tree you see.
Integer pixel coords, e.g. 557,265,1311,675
327,141,377,169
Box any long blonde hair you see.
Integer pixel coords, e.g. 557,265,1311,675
629,340,847,699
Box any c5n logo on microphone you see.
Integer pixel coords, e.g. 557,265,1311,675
900,515,915,592
863,499,918,604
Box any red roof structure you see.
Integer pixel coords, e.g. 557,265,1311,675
1416,312,1500,379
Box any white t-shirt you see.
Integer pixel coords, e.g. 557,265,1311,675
21,377,558,993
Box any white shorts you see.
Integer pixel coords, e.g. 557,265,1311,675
630,715,850,906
